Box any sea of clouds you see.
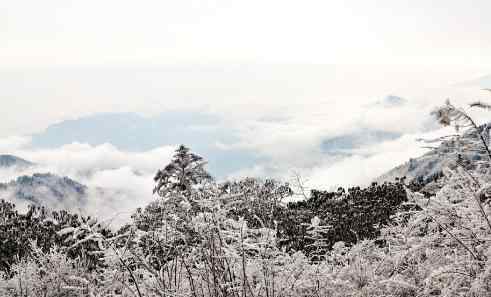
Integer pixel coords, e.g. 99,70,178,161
0,111,457,226
1,65,490,225
0,141,174,226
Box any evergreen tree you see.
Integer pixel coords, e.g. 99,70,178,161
153,145,213,198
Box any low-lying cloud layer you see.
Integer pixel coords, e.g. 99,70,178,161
303,127,455,191
0,143,175,226
1,86,490,224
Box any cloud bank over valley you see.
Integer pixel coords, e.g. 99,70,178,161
1,66,491,223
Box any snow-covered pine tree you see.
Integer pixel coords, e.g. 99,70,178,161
153,144,213,198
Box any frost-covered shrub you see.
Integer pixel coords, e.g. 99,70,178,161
4,104,491,297
0,243,93,297
0,200,106,276
279,181,407,255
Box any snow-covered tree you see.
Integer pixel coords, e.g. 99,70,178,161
153,145,213,198
6,94,491,296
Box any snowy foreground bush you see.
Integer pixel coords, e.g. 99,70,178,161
2,101,491,296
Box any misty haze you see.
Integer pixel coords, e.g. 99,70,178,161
1,1,491,296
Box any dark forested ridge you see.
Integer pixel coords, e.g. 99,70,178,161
279,181,408,254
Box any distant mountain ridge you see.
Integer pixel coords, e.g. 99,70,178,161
375,95,407,107
30,111,224,151
321,129,401,155
28,106,411,177
0,156,135,218
377,123,491,193
0,173,88,209
0,154,33,169
29,111,261,177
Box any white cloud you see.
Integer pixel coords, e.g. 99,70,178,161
0,136,31,151
12,142,175,178
221,121,460,194
304,127,455,191
1,86,489,226
0,142,176,226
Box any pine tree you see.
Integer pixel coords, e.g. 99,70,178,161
153,145,213,198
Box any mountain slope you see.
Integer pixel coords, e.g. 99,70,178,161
0,173,88,209
377,124,491,193
0,155,33,169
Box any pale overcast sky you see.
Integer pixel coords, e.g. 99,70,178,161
2,0,491,197
1,0,490,67
1,0,491,137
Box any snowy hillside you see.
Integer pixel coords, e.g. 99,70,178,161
0,154,33,169
377,123,491,193
0,173,88,209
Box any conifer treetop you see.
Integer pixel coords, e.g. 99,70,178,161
153,145,213,197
